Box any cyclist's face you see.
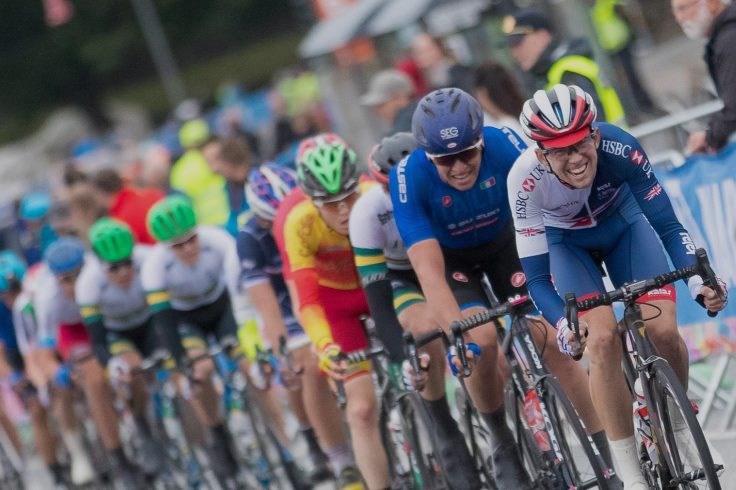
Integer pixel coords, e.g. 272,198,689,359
56,269,81,298
170,233,200,266
314,190,360,236
535,130,600,189
105,258,134,289
429,142,483,191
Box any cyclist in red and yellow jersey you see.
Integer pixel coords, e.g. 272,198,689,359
277,134,388,490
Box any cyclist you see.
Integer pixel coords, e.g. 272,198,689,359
349,132,481,488
238,163,347,483
509,84,728,489
390,87,614,488
36,237,144,489
15,191,56,266
75,217,164,476
3,255,81,487
277,133,389,490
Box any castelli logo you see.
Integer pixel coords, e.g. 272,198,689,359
511,271,526,288
442,195,452,207
452,272,468,283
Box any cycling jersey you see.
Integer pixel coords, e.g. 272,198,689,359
76,246,152,330
141,226,240,312
11,264,45,356
390,126,527,250
273,188,306,280
508,123,699,325
236,215,303,339
35,266,85,349
280,182,373,350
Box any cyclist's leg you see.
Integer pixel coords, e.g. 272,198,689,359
0,344,24,456
179,323,222,426
548,232,643,486
22,351,58,469
326,286,388,489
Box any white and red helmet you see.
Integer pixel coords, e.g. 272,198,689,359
520,84,597,148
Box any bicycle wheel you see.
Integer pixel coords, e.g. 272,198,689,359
648,359,721,489
453,383,497,489
541,376,609,488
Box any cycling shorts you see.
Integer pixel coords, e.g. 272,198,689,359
442,223,528,311
107,319,159,359
546,197,676,310
175,290,239,350
57,323,92,361
319,285,369,354
387,269,425,315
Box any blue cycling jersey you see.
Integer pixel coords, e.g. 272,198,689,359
390,126,527,250
508,123,699,324
236,216,300,332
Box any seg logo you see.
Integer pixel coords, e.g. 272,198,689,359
440,127,459,140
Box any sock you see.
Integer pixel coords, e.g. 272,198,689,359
480,406,516,453
324,443,354,476
61,430,87,459
300,427,325,459
608,436,647,487
423,396,460,438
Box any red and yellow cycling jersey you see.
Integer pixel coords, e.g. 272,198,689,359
280,182,374,349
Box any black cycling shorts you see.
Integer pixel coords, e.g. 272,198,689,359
442,222,528,310
174,290,238,350
107,318,159,359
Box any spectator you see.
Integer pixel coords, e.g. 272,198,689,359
394,55,429,96
170,118,230,226
410,33,474,93
473,61,532,144
91,168,164,245
201,136,253,236
587,0,657,115
139,143,173,195
503,9,626,125
360,69,417,134
66,183,105,242
672,0,736,153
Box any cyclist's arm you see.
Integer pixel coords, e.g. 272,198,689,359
75,263,110,364
406,239,463,332
283,208,333,350
140,249,186,364
508,153,564,325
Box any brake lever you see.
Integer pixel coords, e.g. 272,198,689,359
451,321,471,377
565,293,583,361
695,248,722,318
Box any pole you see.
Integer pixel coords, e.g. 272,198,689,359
129,0,187,107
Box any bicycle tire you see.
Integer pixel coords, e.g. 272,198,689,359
454,384,497,489
648,359,721,489
542,376,609,488
404,393,452,489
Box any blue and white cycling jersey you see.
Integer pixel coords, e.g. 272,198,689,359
390,126,527,250
508,123,700,325
236,215,301,336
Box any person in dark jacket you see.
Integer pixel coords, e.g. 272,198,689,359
504,9,625,124
360,69,418,135
673,0,736,153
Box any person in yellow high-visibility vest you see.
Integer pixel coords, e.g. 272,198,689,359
589,0,656,113
170,119,230,227
503,9,626,126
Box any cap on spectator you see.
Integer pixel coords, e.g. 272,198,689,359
360,70,414,107
503,10,552,47
179,118,210,149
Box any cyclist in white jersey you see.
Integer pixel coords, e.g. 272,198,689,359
36,237,143,488
143,195,305,483
75,218,164,477
349,133,482,488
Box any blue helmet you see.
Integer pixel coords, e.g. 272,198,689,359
411,88,484,156
245,163,298,221
44,237,85,275
0,251,26,293
19,191,52,221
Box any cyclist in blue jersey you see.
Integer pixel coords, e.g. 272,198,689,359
390,88,614,488
238,163,356,486
510,84,728,489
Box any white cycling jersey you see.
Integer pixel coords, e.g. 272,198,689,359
75,245,152,330
11,263,46,355
349,185,411,271
35,262,85,348
141,225,242,311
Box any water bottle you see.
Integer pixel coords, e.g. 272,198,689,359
523,389,552,452
632,378,657,464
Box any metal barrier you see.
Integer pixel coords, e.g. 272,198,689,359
629,99,724,139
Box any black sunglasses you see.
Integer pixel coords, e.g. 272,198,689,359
430,141,483,168
106,258,133,273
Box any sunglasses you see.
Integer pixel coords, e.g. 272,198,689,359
57,270,81,284
540,131,597,162
313,190,359,212
428,140,483,168
106,258,133,273
170,233,198,250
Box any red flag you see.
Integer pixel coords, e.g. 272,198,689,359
43,0,74,27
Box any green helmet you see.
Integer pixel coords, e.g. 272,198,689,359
179,118,210,149
147,195,197,243
296,133,359,199
89,218,135,262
